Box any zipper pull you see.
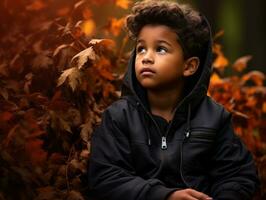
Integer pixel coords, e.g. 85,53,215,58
185,131,190,138
161,136,167,150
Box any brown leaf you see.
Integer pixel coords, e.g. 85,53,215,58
71,47,99,69
80,149,90,159
32,53,53,71
0,87,8,100
25,139,47,165
80,121,92,143
89,39,116,55
49,110,72,133
213,30,224,41
66,108,82,127
53,44,69,57
74,0,87,10
233,55,252,72
57,67,83,91
0,62,8,76
67,190,84,200
69,159,86,174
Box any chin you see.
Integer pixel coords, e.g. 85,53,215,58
139,82,158,89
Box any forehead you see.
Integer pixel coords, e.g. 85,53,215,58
137,24,179,43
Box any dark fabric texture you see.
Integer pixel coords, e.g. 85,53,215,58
88,15,259,200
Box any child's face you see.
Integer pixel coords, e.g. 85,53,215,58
135,24,187,91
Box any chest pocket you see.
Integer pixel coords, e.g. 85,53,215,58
182,128,216,172
187,128,216,143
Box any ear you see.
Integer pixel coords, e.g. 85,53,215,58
183,57,200,77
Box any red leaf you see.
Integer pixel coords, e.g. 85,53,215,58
25,139,47,165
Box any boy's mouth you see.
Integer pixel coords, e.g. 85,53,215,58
140,67,155,74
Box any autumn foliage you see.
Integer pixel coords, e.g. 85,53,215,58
0,0,265,200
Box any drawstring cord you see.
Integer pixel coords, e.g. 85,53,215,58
145,114,152,146
137,101,152,146
185,103,191,138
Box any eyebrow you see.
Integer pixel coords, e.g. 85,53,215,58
136,39,172,47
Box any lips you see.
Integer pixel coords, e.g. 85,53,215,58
140,67,155,74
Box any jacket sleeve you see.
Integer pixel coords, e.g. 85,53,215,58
88,108,178,200
210,109,260,200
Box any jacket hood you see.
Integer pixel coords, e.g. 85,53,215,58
121,16,213,117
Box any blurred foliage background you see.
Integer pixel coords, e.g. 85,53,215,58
0,0,265,200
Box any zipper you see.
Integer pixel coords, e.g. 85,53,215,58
161,136,167,149
136,100,173,150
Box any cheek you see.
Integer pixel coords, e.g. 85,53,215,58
134,58,141,73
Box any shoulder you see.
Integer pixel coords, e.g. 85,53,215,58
103,96,138,123
192,96,231,128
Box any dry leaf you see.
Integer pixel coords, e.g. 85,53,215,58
57,67,83,91
106,17,125,36
80,120,92,142
212,44,229,70
89,39,116,54
32,54,53,71
71,47,99,69
67,190,84,200
233,55,252,72
241,71,265,86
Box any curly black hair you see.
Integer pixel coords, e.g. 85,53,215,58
125,0,210,59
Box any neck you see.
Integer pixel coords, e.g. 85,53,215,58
147,84,184,122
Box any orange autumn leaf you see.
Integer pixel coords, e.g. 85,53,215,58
212,44,229,70
26,0,47,11
106,17,125,36
116,0,132,9
80,19,96,36
246,96,257,107
233,55,252,72
241,71,265,86
210,73,223,84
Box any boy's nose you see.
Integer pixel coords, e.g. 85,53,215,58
142,51,154,64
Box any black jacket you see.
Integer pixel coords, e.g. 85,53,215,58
88,18,259,200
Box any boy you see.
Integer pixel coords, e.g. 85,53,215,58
88,0,259,200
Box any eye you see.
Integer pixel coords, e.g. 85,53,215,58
157,46,167,54
136,46,146,54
